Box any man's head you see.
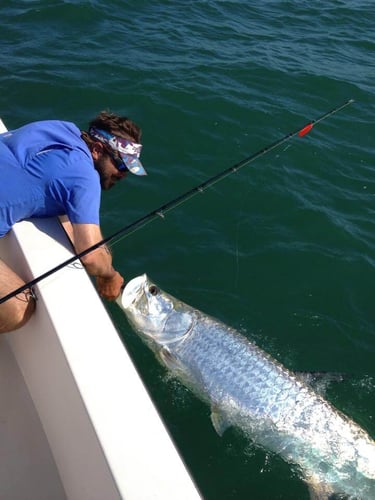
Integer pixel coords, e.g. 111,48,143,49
82,111,145,190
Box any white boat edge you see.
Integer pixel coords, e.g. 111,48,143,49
0,117,201,500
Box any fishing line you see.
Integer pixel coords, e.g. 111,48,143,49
0,99,354,304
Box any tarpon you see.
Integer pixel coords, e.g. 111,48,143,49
118,274,375,499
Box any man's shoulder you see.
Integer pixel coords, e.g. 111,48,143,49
4,119,90,165
20,120,81,140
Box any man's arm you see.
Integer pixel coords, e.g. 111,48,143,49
59,215,74,245
65,220,124,300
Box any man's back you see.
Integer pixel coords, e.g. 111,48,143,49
0,120,100,237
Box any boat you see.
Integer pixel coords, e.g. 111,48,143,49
0,117,201,499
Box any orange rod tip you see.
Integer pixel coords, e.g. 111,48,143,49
298,123,314,137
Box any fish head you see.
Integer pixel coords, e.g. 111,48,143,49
117,274,194,347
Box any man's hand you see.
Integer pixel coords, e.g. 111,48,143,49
96,271,124,301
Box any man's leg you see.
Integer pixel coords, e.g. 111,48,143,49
0,259,35,334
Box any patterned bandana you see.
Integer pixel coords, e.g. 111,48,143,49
89,127,146,176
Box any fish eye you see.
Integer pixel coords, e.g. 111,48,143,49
148,285,159,296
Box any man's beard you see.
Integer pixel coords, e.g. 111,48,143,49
94,158,116,190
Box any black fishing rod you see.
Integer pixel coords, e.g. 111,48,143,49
0,99,354,304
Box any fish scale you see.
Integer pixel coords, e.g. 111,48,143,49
119,274,375,499
176,320,300,412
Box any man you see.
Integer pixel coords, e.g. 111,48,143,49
0,111,146,333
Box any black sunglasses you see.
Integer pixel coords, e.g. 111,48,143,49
102,144,127,171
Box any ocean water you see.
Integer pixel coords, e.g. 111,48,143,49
1,1,374,498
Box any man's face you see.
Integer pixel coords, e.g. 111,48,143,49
93,146,128,190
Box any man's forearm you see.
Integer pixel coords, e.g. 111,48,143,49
81,246,116,279
70,222,124,300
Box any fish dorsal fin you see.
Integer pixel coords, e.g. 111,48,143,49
210,405,231,437
296,372,346,395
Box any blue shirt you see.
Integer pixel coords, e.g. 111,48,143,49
0,120,101,237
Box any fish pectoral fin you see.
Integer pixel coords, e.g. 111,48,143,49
158,347,182,372
210,406,231,437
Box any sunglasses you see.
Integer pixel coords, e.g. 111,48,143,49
102,144,127,171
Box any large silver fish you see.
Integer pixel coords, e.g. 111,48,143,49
117,274,375,499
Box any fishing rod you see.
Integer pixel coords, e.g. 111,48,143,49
0,99,354,304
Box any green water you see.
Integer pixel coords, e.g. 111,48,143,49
1,1,374,498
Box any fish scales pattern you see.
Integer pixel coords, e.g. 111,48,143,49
174,313,303,417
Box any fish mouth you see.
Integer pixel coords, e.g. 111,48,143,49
117,274,148,309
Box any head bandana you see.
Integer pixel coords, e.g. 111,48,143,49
89,127,146,176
